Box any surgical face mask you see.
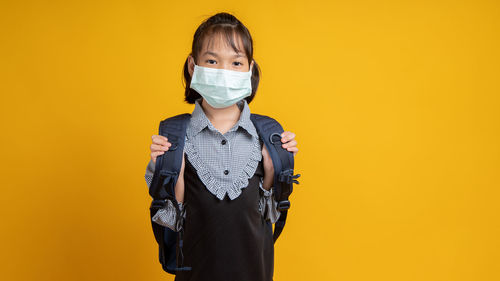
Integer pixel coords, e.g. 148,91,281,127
189,64,253,108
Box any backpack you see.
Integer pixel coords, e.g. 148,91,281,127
147,113,301,274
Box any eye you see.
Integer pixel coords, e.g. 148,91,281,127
233,61,243,66
206,59,217,64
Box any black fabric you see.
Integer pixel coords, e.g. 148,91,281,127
175,154,274,281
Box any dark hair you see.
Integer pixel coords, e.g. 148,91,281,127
182,12,261,104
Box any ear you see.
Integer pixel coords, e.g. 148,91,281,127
188,55,195,77
250,60,255,72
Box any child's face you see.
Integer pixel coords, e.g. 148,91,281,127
188,33,254,77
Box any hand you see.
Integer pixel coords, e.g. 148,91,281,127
149,134,185,202
150,134,172,164
280,131,299,157
260,131,299,190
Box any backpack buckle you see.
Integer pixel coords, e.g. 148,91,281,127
277,200,290,211
160,170,178,187
168,142,178,151
278,169,301,185
150,199,167,210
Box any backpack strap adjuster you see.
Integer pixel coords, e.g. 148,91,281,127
277,200,291,211
168,142,178,151
278,169,301,185
150,199,167,209
160,170,178,186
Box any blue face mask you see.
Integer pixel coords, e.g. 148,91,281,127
189,64,253,108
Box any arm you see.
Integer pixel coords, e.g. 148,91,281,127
146,135,186,232
259,131,298,222
261,131,299,190
146,159,186,232
148,134,185,203
258,177,281,224
144,159,155,188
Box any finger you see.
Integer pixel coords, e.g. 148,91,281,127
280,131,289,142
152,134,168,141
151,143,172,151
151,151,165,158
151,143,170,152
282,139,297,149
152,137,170,146
153,137,171,146
281,131,296,143
152,135,169,145
150,143,170,153
151,151,165,163
288,147,298,155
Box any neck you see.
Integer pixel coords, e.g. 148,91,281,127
200,98,242,123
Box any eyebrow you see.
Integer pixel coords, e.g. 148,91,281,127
202,51,245,58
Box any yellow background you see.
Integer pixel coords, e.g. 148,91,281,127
1,0,499,280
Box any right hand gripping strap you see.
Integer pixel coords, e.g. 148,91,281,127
148,113,192,273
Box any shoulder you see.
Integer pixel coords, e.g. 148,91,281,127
159,113,192,123
249,113,285,135
250,113,282,125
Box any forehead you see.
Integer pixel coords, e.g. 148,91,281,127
200,32,247,57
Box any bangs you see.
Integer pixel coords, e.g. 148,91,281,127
195,24,253,63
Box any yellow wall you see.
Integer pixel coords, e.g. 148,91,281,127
1,1,499,280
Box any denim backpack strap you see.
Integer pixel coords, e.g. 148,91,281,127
148,113,192,274
250,113,301,243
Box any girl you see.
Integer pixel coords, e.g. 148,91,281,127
145,12,299,281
